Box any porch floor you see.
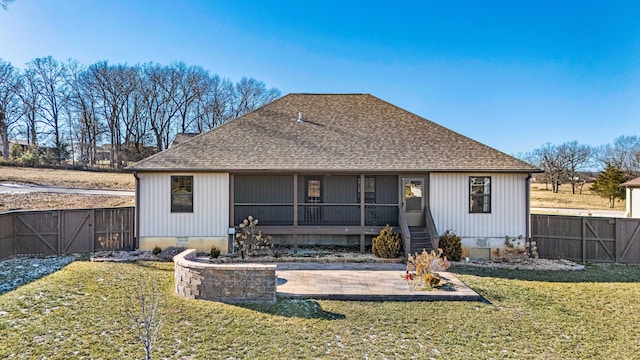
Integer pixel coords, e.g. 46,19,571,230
275,263,484,302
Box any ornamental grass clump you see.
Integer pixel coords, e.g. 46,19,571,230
234,216,274,259
372,225,402,259
494,236,531,262
406,248,451,289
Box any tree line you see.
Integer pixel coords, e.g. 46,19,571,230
518,136,640,207
0,56,280,168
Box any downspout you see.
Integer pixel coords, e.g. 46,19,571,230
133,171,141,250
525,173,531,244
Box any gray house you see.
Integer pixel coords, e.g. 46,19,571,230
128,94,539,258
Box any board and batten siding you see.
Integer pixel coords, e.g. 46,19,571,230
138,172,230,252
627,188,640,218
430,173,528,257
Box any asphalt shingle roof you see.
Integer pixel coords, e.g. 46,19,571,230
129,94,538,173
621,177,640,187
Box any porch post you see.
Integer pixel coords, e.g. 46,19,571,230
293,174,298,253
229,174,234,227
360,174,365,253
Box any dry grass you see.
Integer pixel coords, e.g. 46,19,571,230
0,193,134,212
0,166,134,190
530,183,625,210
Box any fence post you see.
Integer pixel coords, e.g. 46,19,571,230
12,212,16,258
582,217,586,264
614,218,618,263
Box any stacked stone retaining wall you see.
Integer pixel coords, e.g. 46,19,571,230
173,249,276,304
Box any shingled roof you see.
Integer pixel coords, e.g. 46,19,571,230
129,94,538,173
621,177,640,187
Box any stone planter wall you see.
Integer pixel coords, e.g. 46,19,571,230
173,249,276,304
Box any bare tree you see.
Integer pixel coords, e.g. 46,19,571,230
16,67,41,146
140,63,181,152
171,62,209,134
559,141,593,194
533,143,570,193
598,135,640,177
66,59,103,165
232,77,280,118
0,58,22,160
124,278,163,360
193,74,234,132
27,56,69,163
87,61,139,168
3,56,281,167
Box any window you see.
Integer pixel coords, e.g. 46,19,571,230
171,176,193,213
307,179,321,203
470,176,491,213
357,177,376,203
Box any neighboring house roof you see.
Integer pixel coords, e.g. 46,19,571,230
129,93,539,173
0,139,29,147
621,177,640,188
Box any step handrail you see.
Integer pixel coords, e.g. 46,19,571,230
424,205,439,250
398,205,411,257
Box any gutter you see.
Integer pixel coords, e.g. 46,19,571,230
525,173,531,246
133,171,140,249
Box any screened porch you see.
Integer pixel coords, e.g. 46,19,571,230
232,174,399,227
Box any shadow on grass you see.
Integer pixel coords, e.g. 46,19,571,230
450,263,640,283
130,260,175,272
240,298,346,320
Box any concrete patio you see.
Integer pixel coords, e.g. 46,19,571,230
275,263,484,302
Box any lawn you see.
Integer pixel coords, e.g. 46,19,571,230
1,260,639,359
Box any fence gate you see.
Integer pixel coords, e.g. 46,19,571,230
13,211,60,256
61,210,94,254
616,219,640,263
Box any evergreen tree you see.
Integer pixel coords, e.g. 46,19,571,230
591,165,628,208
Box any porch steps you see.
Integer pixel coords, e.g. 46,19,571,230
409,227,433,254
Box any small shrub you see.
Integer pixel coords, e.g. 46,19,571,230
372,225,402,259
210,245,221,259
439,230,462,262
152,246,162,256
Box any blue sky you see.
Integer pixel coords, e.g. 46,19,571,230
1,0,639,155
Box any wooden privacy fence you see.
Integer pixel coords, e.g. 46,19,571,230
0,207,135,261
532,214,640,263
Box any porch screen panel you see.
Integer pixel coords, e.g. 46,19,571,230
365,175,399,226
234,175,294,225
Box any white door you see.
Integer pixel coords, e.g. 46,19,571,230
403,178,425,226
